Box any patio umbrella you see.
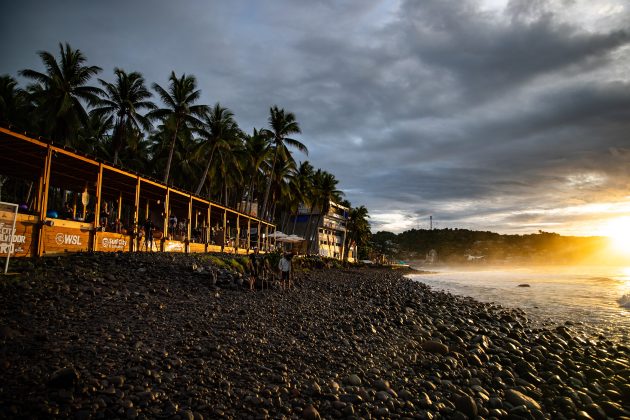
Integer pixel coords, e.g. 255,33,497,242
285,235,305,243
267,231,287,239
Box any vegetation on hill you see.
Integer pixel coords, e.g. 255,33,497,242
372,228,613,265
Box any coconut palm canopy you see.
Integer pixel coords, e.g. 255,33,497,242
0,43,370,255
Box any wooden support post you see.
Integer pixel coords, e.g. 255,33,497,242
257,221,261,250
117,191,122,227
164,188,170,239
94,163,103,229
264,224,269,251
207,205,211,244
134,177,141,252
135,178,141,224
236,215,240,252
247,218,251,252
35,173,44,212
221,209,227,252
37,146,53,257
188,196,192,242
38,147,52,220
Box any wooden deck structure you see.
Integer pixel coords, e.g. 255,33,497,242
0,127,275,257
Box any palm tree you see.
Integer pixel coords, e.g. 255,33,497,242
308,169,343,253
91,68,156,165
79,111,113,156
214,140,245,206
20,42,102,148
289,161,314,234
194,103,241,195
149,71,208,185
268,157,297,224
260,105,308,220
344,205,371,261
119,129,152,173
0,75,29,127
242,128,272,215
148,118,197,188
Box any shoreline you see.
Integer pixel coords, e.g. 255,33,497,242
405,267,630,343
1,253,629,419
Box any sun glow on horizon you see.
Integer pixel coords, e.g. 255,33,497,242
601,216,630,256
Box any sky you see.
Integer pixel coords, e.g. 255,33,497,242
2,0,630,235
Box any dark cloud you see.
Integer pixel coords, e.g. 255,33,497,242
2,0,630,234
395,0,630,104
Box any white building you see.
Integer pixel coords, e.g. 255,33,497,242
291,201,357,261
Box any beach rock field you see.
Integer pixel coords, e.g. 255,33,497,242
0,253,629,419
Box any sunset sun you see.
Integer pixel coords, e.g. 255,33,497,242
603,217,630,255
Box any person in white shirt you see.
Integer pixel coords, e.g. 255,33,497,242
278,253,292,289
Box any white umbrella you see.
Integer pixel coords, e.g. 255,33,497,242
285,235,305,243
275,235,305,243
267,231,287,239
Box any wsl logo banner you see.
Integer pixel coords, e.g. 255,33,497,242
54,232,83,246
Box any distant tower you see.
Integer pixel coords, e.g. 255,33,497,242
430,215,433,230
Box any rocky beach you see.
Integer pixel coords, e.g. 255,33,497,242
0,253,629,419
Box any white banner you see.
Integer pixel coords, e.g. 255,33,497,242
0,201,19,274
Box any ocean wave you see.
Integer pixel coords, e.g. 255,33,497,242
619,293,630,308
588,276,624,284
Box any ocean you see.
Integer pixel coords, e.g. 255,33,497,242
407,265,630,343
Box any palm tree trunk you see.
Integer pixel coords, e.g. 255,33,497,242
245,179,255,215
291,211,298,234
342,229,350,262
194,145,216,195
270,202,277,223
304,204,316,254
117,117,128,165
261,145,279,220
281,211,290,233
310,213,323,254
163,120,180,184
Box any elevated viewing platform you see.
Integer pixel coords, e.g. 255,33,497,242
0,127,276,257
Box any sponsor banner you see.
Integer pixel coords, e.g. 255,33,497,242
95,232,130,252
0,219,36,257
188,243,205,253
164,240,185,253
43,225,90,254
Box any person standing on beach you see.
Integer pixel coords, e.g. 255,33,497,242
278,253,292,289
143,218,154,252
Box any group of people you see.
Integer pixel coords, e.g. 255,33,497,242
246,251,294,291
168,214,191,239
